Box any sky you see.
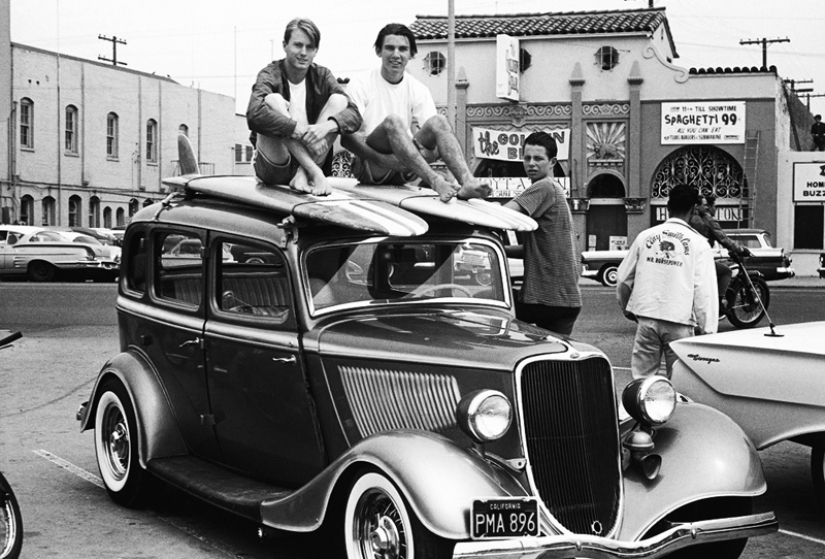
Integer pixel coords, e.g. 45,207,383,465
9,0,825,116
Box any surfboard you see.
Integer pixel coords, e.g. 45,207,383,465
181,176,429,237
163,134,428,237
328,179,538,232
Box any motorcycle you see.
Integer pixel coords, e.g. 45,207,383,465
721,251,771,329
0,331,23,559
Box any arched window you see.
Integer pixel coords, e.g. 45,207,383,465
128,198,139,217
595,46,619,71
20,195,34,225
146,119,158,163
103,206,113,229
107,112,119,158
178,124,189,137
116,207,125,226
68,195,83,227
65,105,79,154
142,198,154,207
42,197,56,226
651,146,748,227
89,196,101,228
20,98,34,149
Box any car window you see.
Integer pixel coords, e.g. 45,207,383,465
305,239,506,314
155,231,203,307
125,230,148,294
31,231,65,242
728,234,763,249
215,240,293,327
72,235,100,245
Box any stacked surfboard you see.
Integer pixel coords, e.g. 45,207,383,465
162,135,537,236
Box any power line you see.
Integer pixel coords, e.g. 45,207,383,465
739,37,789,69
98,34,127,67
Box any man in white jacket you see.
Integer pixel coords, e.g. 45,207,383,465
616,184,718,379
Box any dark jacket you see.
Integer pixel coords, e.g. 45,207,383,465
689,210,746,254
246,60,362,172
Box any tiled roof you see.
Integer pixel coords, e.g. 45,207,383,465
410,8,675,54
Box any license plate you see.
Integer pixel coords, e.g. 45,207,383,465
471,498,539,539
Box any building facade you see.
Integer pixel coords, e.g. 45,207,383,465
405,8,819,270
1,0,239,228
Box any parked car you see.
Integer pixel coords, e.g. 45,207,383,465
671,321,825,507
57,231,122,263
75,179,777,559
581,229,794,287
0,225,120,281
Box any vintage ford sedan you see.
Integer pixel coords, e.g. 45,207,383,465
76,179,776,559
0,225,120,281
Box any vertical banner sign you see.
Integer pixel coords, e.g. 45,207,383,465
793,162,825,202
496,35,520,102
661,102,746,144
473,128,570,162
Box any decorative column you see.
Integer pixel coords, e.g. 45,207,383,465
627,61,644,198
569,63,585,197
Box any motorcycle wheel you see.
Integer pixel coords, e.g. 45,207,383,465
0,472,23,559
725,277,769,329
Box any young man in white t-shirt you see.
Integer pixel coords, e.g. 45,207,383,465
342,23,490,202
247,18,361,195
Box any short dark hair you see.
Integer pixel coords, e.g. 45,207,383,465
667,184,699,215
523,131,558,160
284,18,321,49
374,23,418,57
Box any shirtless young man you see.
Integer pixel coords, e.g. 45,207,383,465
341,23,490,202
247,18,361,195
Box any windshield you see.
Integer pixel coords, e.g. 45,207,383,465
304,239,508,314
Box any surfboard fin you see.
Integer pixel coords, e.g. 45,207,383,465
177,133,200,176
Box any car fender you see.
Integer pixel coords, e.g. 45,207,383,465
79,348,187,468
260,430,526,539
618,402,766,541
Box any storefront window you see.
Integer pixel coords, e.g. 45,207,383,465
794,205,824,250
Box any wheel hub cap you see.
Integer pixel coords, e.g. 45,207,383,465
369,516,399,557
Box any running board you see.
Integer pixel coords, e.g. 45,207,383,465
147,456,292,523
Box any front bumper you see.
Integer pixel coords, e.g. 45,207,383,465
454,511,777,559
75,259,120,270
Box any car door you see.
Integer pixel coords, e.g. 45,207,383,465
204,237,326,486
141,227,220,460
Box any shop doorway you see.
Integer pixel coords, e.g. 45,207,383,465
586,174,627,250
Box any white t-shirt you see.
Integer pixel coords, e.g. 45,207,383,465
346,69,438,136
288,79,308,126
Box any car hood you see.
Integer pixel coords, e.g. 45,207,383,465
309,310,591,370
671,321,825,406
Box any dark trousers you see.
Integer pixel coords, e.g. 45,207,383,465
515,301,581,336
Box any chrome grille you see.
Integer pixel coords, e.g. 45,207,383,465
519,357,621,536
340,366,460,437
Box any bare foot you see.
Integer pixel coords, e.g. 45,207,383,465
289,168,312,193
430,175,460,202
306,169,332,196
457,177,492,200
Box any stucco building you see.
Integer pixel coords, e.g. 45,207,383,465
404,8,821,271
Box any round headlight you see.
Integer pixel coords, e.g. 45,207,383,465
456,390,512,443
621,376,676,426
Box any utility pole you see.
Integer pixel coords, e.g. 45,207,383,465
784,78,814,93
98,34,127,67
739,37,789,69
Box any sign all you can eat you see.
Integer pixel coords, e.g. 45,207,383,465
661,102,746,144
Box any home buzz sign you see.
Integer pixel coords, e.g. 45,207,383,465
472,128,571,198
792,162,825,202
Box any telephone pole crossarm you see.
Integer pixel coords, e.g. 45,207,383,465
739,37,789,69
98,34,128,67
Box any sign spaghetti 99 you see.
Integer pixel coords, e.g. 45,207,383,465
661,102,746,145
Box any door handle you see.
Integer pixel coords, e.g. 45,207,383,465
179,337,201,349
272,355,297,364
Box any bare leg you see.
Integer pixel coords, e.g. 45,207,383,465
416,115,491,200
366,115,459,202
